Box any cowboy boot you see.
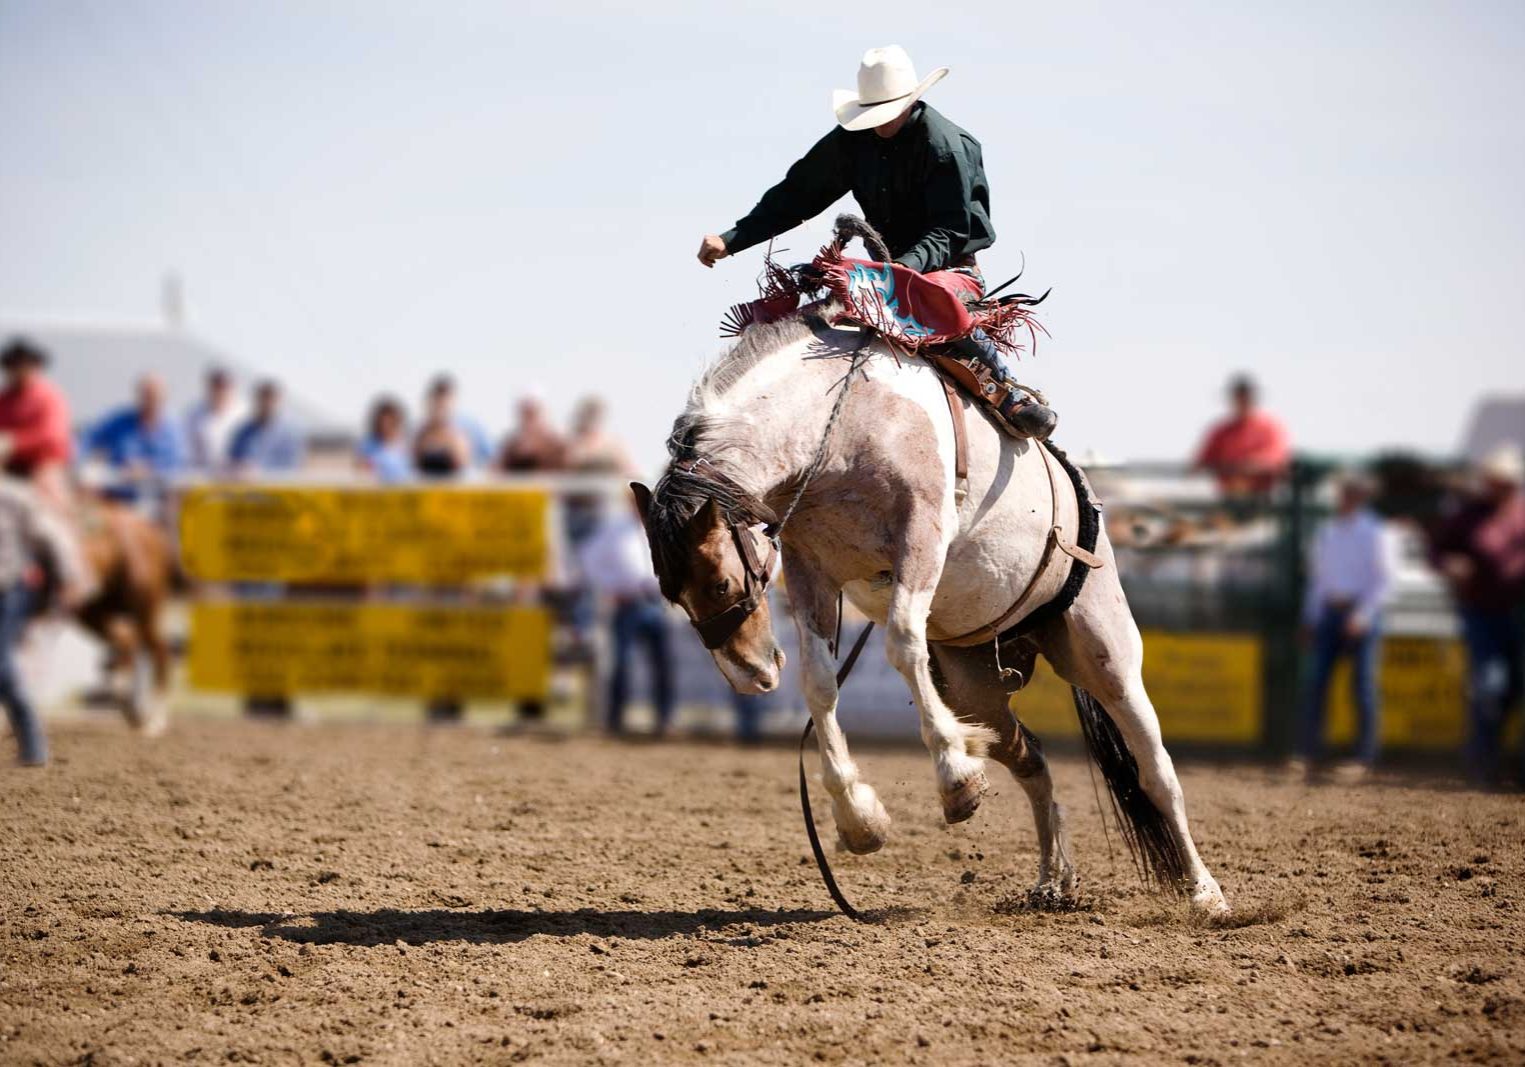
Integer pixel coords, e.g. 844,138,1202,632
949,331,1058,441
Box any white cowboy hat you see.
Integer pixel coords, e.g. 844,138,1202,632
1479,441,1524,485
832,46,949,132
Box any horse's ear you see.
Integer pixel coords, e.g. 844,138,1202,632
629,482,653,529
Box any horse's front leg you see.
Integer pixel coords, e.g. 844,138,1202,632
784,553,890,854
884,522,998,824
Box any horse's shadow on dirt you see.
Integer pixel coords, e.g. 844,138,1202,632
173,906,839,947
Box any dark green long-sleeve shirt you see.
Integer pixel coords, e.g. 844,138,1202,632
719,103,995,275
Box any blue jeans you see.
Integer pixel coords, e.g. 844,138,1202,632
1299,603,1382,764
608,598,673,733
1458,607,1524,781
0,583,46,765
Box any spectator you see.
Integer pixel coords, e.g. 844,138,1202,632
577,493,674,736
0,338,74,509
426,374,493,467
80,374,187,490
413,380,472,479
498,394,566,473
229,380,304,473
356,396,412,483
0,477,91,766
1194,374,1291,496
1429,443,1525,786
1292,471,1396,779
183,366,245,473
563,397,637,642
565,396,637,475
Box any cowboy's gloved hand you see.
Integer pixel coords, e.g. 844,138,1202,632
698,234,728,268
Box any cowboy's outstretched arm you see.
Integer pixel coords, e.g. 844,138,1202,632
699,129,848,267
896,149,974,275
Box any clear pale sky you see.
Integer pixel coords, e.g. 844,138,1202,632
2,0,1521,471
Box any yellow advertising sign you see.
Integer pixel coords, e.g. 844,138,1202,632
188,600,551,700
1010,629,1264,744
179,485,550,583
1325,636,1469,748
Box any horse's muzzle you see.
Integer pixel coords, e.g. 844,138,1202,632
719,646,785,695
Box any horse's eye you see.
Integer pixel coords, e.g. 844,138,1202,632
714,578,732,598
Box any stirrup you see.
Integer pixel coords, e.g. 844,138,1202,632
1003,379,1049,406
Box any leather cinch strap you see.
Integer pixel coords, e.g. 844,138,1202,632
935,442,1103,648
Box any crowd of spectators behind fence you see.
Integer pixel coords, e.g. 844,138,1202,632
66,363,637,488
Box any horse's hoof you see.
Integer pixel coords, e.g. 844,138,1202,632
833,784,890,854
941,769,988,824
837,824,887,855
1190,878,1230,916
128,702,169,738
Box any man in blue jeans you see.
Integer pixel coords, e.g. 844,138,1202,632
576,495,675,735
1430,444,1525,786
1293,472,1395,779
0,478,91,766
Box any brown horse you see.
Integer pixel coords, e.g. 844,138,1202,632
68,499,176,735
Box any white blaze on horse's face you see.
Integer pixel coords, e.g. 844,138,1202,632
685,508,786,694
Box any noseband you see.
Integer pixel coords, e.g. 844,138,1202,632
693,506,779,650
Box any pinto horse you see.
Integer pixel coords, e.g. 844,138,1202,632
633,312,1229,913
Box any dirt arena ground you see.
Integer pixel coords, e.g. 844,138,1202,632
2,719,1521,1065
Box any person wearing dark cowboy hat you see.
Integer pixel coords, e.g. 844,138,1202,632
697,46,1057,441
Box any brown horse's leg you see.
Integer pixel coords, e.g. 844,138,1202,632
129,604,170,736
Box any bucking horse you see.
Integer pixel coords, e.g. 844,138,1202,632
633,226,1228,914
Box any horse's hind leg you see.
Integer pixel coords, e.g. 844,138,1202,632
930,643,1075,896
1041,562,1227,913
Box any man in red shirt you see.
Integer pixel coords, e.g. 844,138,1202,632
1193,375,1291,496
0,339,74,509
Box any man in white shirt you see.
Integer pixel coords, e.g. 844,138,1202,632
576,495,674,735
1294,471,1396,777
183,366,245,474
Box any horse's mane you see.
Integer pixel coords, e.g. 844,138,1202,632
645,309,826,599
691,312,818,404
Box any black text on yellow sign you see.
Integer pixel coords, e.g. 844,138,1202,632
178,485,550,583
188,600,552,701
1009,630,1483,750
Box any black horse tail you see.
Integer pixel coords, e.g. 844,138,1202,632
1072,686,1188,894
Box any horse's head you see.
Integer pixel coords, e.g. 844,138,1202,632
631,475,786,695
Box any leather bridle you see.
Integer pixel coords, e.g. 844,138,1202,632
691,510,779,649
